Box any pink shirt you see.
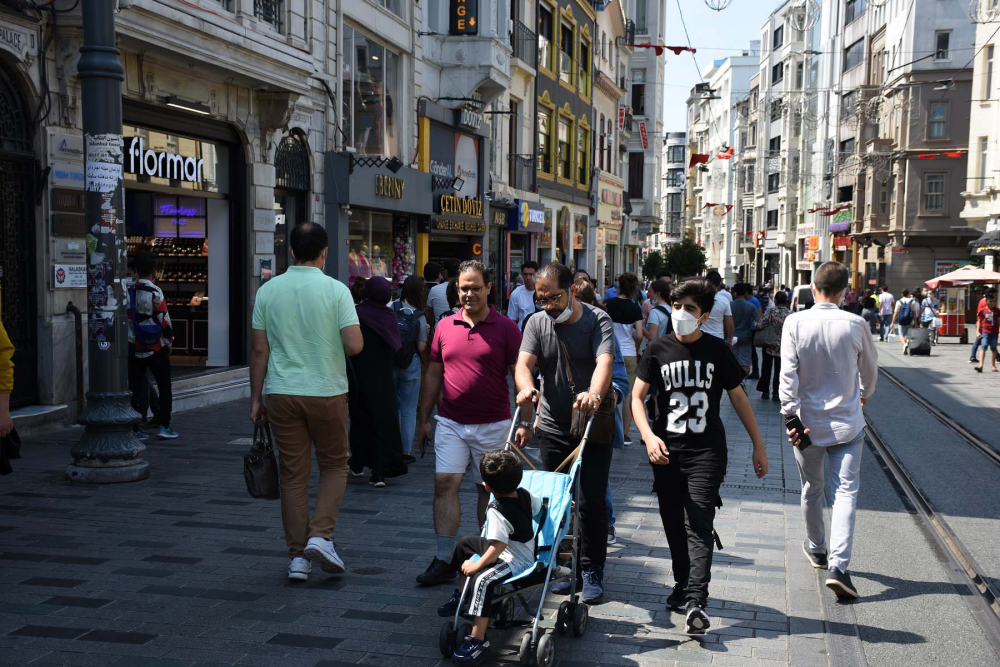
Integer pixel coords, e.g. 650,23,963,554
430,305,522,424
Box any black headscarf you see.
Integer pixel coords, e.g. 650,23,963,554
355,276,401,351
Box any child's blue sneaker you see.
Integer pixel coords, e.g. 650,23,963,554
451,634,490,666
158,426,179,439
437,588,461,617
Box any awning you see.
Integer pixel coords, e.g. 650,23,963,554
827,221,850,233
925,264,1000,289
968,228,1000,255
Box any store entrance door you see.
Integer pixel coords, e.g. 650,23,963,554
0,69,37,408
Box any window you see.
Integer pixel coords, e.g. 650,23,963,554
537,108,553,174
766,209,778,229
635,0,647,34
879,183,889,215
796,62,804,89
558,117,572,180
767,172,779,193
985,45,994,98
342,26,401,158
746,165,754,190
628,152,644,198
601,31,607,60
598,114,605,170
668,145,685,163
935,31,950,61
773,25,783,49
845,0,865,25
578,36,591,97
924,173,945,212
560,22,574,85
666,168,684,187
844,39,864,72
768,135,781,153
928,102,947,139
577,124,589,186
749,123,757,146
979,136,989,189
840,138,855,156
772,62,784,84
538,5,554,72
631,70,646,115
666,193,682,211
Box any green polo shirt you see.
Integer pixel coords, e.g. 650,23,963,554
251,266,359,397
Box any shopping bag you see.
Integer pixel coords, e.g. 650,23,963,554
932,317,943,329
243,419,280,499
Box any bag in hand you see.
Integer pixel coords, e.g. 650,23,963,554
754,323,778,349
244,419,280,499
0,428,20,476
556,337,615,443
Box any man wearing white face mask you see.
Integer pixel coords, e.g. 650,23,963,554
779,261,878,601
515,263,616,603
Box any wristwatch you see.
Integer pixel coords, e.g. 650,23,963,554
589,392,602,402
517,420,534,430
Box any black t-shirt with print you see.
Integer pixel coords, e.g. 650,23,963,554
605,297,643,325
636,332,743,453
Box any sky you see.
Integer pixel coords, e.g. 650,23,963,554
659,0,781,131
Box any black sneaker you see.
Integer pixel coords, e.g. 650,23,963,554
607,526,617,545
825,568,859,600
666,586,686,610
369,474,386,488
760,392,770,400
802,540,828,569
685,602,711,636
416,557,457,586
437,588,462,617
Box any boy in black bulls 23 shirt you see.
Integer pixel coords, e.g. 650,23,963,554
631,278,768,637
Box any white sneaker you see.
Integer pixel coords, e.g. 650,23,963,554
287,557,311,581
303,537,346,574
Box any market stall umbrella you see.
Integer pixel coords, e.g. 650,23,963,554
968,228,1000,256
925,264,1000,289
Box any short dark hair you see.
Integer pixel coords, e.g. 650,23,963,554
574,278,598,306
986,288,998,299
423,261,443,282
538,262,573,290
401,275,426,310
134,252,157,278
618,272,639,298
443,258,461,279
705,270,722,288
813,261,849,297
458,260,491,285
350,277,367,304
774,290,789,306
446,278,460,308
733,283,749,297
655,271,672,280
650,278,672,298
290,223,328,262
901,289,910,297
479,450,523,494
671,278,716,316
522,261,539,274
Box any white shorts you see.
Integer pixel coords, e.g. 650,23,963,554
434,416,509,484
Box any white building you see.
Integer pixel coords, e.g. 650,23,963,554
654,131,686,249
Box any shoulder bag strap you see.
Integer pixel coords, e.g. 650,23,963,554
555,334,578,396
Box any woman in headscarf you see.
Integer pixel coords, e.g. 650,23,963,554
348,276,408,487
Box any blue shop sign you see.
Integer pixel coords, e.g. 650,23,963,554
509,200,546,234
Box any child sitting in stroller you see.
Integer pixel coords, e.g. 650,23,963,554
437,450,541,665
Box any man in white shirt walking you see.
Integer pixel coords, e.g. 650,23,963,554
877,286,894,341
700,270,734,346
506,261,539,328
780,261,877,601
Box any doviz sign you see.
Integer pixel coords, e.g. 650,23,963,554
449,0,478,34
127,137,203,183
438,194,483,217
375,174,405,199
434,219,486,233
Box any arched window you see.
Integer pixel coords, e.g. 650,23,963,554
0,69,31,156
274,134,310,191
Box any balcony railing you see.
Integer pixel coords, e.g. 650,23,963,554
254,0,282,29
508,154,536,192
511,21,537,70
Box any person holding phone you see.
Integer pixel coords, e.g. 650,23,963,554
779,261,878,601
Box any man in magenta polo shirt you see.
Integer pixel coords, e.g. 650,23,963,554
416,260,525,585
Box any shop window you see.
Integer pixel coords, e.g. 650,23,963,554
558,117,572,180
560,22,574,86
342,26,401,158
577,123,589,187
538,4,554,73
537,107,554,174
347,209,393,288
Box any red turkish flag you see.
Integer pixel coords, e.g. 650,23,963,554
717,146,734,160
689,153,710,168
917,154,937,160
945,150,965,158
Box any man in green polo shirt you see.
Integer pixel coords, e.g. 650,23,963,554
250,222,364,582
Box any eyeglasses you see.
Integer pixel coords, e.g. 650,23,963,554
458,285,484,295
535,291,566,307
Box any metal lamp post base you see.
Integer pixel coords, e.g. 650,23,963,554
67,391,150,484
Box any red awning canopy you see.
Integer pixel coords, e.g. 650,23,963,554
924,264,1000,289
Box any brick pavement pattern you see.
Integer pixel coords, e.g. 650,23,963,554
0,392,849,666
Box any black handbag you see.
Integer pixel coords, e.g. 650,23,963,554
0,427,20,476
244,420,280,499
556,337,615,444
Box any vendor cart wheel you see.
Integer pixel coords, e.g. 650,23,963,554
518,630,535,666
572,601,589,637
438,622,456,658
536,632,555,667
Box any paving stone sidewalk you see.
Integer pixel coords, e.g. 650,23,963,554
0,389,850,667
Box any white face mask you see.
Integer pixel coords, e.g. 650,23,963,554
671,309,701,336
545,295,574,324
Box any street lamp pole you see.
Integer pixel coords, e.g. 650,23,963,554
67,1,149,483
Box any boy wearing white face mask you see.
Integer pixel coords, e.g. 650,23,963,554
630,279,769,636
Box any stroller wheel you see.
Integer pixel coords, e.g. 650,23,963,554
518,630,535,666
496,596,516,625
536,632,555,667
457,621,472,641
438,622,456,658
572,602,589,637
556,601,572,635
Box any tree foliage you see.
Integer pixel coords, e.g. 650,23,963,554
641,250,665,279
663,239,707,279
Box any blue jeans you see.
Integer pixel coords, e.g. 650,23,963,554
393,356,421,454
971,333,983,361
879,314,892,340
607,403,625,528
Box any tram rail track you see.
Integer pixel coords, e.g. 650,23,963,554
864,368,1000,652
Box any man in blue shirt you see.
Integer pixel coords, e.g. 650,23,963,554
746,287,763,379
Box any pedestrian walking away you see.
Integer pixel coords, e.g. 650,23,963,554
249,222,364,581
889,289,918,354
507,261,540,328
730,283,758,378
974,289,999,373
604,272,643,445
391,275,429,462
700,270,734,345
631,278,768,636
515,262,616,604
349,276,409,487
755,291,790,401
780,261,878,601
877,286,894,341
746,287,763,380
416,261,524,586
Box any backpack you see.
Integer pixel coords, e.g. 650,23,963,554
653,305,673,336
128,282,164,346
392,301,422,369
898,298,913,326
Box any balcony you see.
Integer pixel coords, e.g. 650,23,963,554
508,154,536,193
428,0,512,105
510,21,537,74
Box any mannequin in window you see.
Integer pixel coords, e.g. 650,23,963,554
357,244,372,280
370,244,388,278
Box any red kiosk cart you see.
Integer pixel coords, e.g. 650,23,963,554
925,265,1000,344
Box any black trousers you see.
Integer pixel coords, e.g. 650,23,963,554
537,427,613,569
756,353,781,396
128,348,172,428
652,450,726,607
750,332,759,376
449,536,511,617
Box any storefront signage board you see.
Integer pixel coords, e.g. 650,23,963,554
935,259,971,276
449,0,479,34
606,228,620,245
433,218,487,234
509,200,546,234
53,263,87,289
127,137,203,183
491,208,508,227
375,174,405,199
764,240,778,250
428,123,480,200
437,194,484,217
0,23,35,62
808,236,819,250
618,106,626,130
50,160,84,190
50,133,84,161
52,238,87,263
797,261,812,271
639,121,648,150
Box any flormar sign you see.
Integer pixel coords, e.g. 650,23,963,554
375,174,405,199
438,194,483,217
127,137,203,183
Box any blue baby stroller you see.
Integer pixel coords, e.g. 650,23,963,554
438,407,593,666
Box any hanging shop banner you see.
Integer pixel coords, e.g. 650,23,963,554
807,236,819,250
833,235,851,249
639,121,649,150
429,123,481,200
449,0,478,34
935,259,971,276
618,106,626,130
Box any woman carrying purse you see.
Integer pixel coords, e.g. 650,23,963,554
754,291,791,401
